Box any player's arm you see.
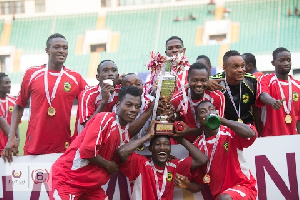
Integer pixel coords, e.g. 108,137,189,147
128,101,154,137
259,92,283,110
2,104,24,162
253,104,262,136
0,115,10,137
174,137,207,170
117,121,155,162
175,174,202,193
220,117,256,138
174,122,203,137
86,155,119,175
207,78,225,91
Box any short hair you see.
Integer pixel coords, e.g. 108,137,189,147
242,53,256,67
188,62,209,78
150,135,170,146
118,86,142,103
97,60,116,73
165,36,184,47
223,50,240,66
272,47,290,60
195,100,213,114
121,73,141,85
46,33,66,48
196,55,211,66
0,73,8,84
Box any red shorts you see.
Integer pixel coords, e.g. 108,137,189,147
218,185,257,200
50,183,108,200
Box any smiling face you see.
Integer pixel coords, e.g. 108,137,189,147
149,136,171,167
46,37,68,66
165,39,186,57
188,68,209,99
272,51,291,75
224,55,246,85
96,61,119,85
116,93,141,126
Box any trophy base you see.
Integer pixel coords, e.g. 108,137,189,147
155,122,174,135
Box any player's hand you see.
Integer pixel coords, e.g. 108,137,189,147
271,98,284,110
101,83,114,102
2,136,19,163
105,161,119,175
175,174,190,189
207,78,225,91
147,120,156,139
173,122,191,137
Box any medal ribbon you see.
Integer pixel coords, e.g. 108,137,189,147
115,114,129,145
276,76,292,114
202,132,220,175
151,159,167,200
44,64,64,108
225,81,242,120
188,89,201,128
0,97,8,120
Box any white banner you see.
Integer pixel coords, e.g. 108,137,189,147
0,135,299,200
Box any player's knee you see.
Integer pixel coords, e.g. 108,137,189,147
218,194,233,200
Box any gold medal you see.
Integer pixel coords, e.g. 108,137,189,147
48,106,56,116
203,174,211,184
238,118,243,123
285,115,292,124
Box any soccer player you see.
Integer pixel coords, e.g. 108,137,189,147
2,33,87,162
256,47,300,136
171,62,225,142
50,86,142,200
0,73,20,155
196,55,212,76
242,53,263,78
211,50,262,134
178,100,257,199
75,60,120,136
116,122,208,200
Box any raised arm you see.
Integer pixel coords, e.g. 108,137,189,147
2,104,23,162
220,117,256,138
175,137,207,170
117,121,155,162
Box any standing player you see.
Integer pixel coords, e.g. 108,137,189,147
116,121,208,200
75,60,120,136
242,53,263,79
256,47,300,136
178,101,257,199
2,33,87,161
50,86,142,200
211,50,262,134
0,73,19,155
196,55,212,76
171,63,225,142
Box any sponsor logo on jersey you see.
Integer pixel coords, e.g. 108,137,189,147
64,82,71,92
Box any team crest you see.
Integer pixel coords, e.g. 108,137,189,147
167,172,173,182
65,142,69,149
293,92,299,101
64,82,71,92
9,106,13,112
223,141,229,152
242,93,249,103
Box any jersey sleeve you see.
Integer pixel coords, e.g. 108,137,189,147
174,156,193,177
119,152,146,181
15,69,32,108
171,91,182,112
231,125,257,149
79,113,113,159
78,89,97,124
77,75,88,98
256,74,272,107
212,91,225,118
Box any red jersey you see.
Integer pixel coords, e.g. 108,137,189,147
16,65,87,154
171,88,225,142
256,73,300,136
74,84,121,137
51,112,129,190
119,153,192,200
0,95,16,153
192,125,257,199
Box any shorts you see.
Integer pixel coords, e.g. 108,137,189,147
218,185,257,200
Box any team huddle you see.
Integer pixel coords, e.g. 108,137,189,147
0,33,299,200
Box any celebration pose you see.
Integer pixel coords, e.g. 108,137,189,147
256,47,300,136
2,33,87,161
